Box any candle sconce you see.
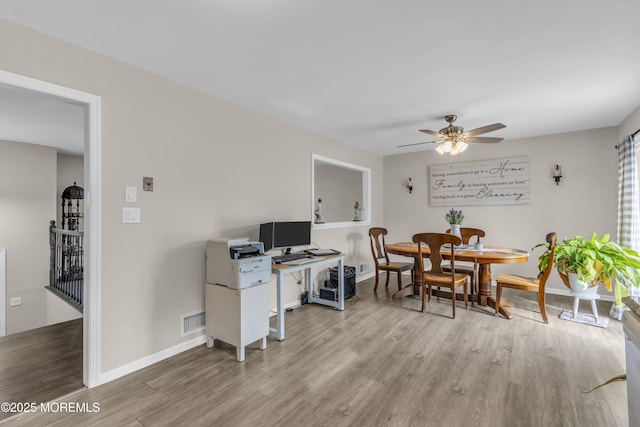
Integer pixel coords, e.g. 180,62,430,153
407,178,413,193
553,165,563,185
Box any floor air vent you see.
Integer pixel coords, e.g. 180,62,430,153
181,311,205,336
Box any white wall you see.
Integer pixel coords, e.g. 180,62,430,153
384,127,619,296
0,140,56,334
0,18,383,373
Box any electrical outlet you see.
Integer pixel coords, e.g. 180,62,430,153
359,263,367,273
9,297,21,306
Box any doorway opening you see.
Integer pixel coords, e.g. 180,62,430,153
0,69,101,390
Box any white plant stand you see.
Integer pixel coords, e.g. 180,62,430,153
568,273,600,322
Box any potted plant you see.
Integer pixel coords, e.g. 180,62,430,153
445,209,464,240
537,233,640,305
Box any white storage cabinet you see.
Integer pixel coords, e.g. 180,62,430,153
205,282,269,362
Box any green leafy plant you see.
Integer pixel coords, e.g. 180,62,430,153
537,233,640,305
444,209,464,225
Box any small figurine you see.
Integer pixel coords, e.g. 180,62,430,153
354,201,361,221
314,198,324,224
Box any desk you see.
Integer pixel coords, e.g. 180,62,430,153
270,253,345,341
385,242,528,317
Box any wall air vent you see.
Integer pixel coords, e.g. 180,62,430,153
181,311,205,336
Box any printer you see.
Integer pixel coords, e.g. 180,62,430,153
206,238,272,289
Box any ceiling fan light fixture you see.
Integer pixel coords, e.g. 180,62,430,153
435,140,455,156
440,125,464,137
451,141,469,155
434,140,468,156
405,114,506,154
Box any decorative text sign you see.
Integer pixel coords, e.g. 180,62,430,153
429,156,530,206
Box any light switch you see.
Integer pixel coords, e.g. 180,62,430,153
10,297,21,306
125,186,137,202
122,207,141,224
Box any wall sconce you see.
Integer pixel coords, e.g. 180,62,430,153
407,178,413,193
553,165,563,185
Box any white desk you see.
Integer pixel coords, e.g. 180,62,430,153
270,254,345,341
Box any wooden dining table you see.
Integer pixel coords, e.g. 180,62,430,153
385,242,529,318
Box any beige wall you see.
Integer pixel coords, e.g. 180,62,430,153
46,290,82,325
0,140,56,334
618,104,640,140
0,18,383,373
384,127,620,296
314,163,363,223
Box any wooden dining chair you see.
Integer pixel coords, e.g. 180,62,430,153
495,232,557,323
412,232,469,318
444,227,485,297
369,227,414,292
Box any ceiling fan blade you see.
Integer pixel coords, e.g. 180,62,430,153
464,136,504,143
462,123,506,137
397,140,438,148
419,129,443,138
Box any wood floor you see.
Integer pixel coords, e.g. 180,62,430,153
0,318,83,422
3,277,629,426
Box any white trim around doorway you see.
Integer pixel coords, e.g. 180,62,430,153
0,69,102,388
0,248,5,337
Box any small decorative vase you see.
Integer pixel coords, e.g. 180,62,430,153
450,224,462,241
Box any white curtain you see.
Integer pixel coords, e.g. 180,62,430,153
611,134,640,320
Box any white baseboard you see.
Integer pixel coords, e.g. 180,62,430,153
356,273,615,302
269,300,300,317
357,271,375,282
98,334,207,385
494,285,615,302
545,286,615,302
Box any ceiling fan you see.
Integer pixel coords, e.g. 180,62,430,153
398,114,506,155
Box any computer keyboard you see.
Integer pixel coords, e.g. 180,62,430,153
272,253,309,263
305,248,341,256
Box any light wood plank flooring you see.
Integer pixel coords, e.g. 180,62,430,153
0,318,83,422
2,277,628,426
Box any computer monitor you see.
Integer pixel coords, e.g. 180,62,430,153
259,221,311,253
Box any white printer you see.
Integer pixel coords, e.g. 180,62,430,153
206,238,272,289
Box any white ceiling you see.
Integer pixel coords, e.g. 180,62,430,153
0,82,85,155
1,0,639,156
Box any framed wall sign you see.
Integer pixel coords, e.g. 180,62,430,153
429,156,530,206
